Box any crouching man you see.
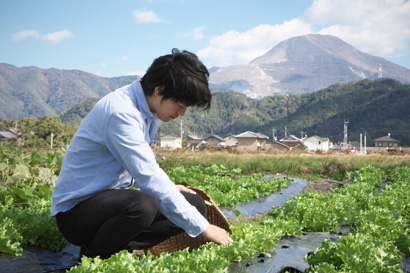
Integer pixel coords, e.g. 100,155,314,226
51,49,233,259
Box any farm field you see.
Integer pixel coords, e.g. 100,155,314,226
156,150,410,180
1,144,410,272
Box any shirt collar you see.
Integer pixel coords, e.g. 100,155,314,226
132,80,156,120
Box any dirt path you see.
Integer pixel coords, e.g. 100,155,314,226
303,178,339,193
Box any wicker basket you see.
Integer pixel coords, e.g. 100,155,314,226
148,187,232,256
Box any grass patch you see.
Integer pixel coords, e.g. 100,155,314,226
156,150,410,181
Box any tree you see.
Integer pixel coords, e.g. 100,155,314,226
0,120,16,131
19,117,37,134
36,115,63,139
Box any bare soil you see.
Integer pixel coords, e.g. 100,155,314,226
303,178,339,194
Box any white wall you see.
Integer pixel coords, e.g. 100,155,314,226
304,137,329,152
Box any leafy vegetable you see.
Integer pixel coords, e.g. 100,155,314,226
1,144,410,273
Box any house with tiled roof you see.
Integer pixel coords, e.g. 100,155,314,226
234,131,269,152
270,141,291,152
303,135,330,152
0,128,22,144
365,133,410,153
279,134,303,148
223,135,238,148
0,131,16,143
185,135,203,149
204,134,225,149
373,133,399,148
160,134,181,150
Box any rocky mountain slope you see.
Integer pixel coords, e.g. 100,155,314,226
209,34,410,98
2,33,410,121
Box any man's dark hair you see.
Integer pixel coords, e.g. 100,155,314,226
141,48,211,110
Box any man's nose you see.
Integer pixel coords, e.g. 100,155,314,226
177,106,187,116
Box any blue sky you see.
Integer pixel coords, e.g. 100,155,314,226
1,0,410,78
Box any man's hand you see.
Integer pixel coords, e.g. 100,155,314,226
201,224,234,246
175,185,233,245
175,184,196,194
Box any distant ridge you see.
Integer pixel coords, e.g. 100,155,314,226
209,34,410,98
0,63,138,120
2,34,410,121
145,78,410,146
4,77,410,145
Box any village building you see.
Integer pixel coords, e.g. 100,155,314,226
234,131,269,152
279,134,303,148
159,134,182,150
223,135,238,148
365,133,410,153
269,141,291,152
204,134,225,149
0,128,22,144
0,130,16,143
303,135,330,152
185,135,202,149
373,133,399,148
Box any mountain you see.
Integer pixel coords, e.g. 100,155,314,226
262,78,410,146
60,97,101,125
209,34,410,98
2,33,410,122
9,77,410,146
159,78,410,146
0,63,138,120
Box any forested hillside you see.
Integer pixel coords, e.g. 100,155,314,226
264,78,410,146
0,63,137,120
60,78,410,146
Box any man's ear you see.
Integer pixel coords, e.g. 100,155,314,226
154,86,165,97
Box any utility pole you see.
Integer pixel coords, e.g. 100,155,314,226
180,120,184,148
360,133,362,154
50,133,55,149
272,127,277,143
343,119,349,150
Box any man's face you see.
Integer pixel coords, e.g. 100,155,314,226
147,86,188,122
156,99,187,122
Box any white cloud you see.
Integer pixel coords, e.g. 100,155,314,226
10,30,40,41
121,55,129,61
132,9,163,23
123,70,146,77
42,30,74,44
100,62,108,68
176,26,206,40
198,0,410,68
11,29,73,44
198,19,313,67
304,0,410,56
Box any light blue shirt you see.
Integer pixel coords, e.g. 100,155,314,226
51,80,208,237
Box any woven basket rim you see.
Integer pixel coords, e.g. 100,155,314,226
188,186,232,234
148,186,231,256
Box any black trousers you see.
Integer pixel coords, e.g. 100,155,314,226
55,189,207,259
